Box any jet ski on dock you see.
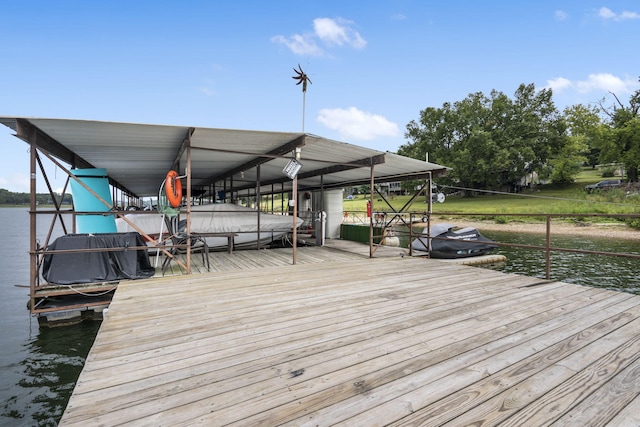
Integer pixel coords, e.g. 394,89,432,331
411,223,498,259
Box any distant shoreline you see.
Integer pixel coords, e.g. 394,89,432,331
434,219,640,241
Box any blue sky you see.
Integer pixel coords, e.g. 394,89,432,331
1,0,639,193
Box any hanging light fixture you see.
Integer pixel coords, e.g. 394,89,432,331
282,158,303,179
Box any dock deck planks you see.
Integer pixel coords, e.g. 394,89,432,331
59,246,640,426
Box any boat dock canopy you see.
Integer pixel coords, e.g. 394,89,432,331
0,117,448,198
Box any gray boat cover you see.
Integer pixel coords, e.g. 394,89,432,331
42,232,155,285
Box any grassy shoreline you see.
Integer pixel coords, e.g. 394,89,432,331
344,170,640,230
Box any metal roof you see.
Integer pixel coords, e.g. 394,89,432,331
1,117,448,198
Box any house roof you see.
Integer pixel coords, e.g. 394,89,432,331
0,117,448,198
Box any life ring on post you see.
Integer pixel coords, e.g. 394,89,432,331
165,170,182,208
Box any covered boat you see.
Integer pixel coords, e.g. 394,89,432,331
411,223,498,258
116,203,303,249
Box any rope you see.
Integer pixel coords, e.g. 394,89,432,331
158,179,180,217
156,179,180,266
58,283,119,297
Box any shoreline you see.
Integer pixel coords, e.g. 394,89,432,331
435,219,640,241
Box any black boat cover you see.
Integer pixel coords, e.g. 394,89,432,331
42,232,155,285
411,224,498,259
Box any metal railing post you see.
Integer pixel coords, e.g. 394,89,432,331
545,215,551,280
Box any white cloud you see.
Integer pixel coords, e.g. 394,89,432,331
546,73,638,95
547,77,572,92
313,18,367,49
317,107,400,141
598,7,640,21
598,7,616,20
554,10,569,21
271,34,323,56
272,17,366,56
620,10,640,20
576,73,634,93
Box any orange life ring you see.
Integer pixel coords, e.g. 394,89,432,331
165,170,182,208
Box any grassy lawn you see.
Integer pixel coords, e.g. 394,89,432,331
343,168,640,226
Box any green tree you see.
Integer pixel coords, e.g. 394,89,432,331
546,103,602,185
613,117,640,182
357,185,370,195
0,189,72,205
0,188,29,204
598,76,640,181
548,136,587,185
400,83,565,195
562,104,603,168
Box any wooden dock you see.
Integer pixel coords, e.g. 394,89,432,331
59,245,640,426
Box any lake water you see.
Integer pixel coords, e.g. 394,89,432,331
0,208,100,426
480,229,640,295
1,208,639,425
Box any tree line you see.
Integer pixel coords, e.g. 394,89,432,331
0,188,72,205
398,78,640,194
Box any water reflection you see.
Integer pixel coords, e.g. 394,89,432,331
2,321,100,427
480,230,640,295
